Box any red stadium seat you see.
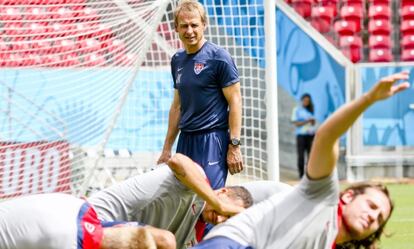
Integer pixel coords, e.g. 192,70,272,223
25,7,50,21
42,54,62,67
334,20,358,35
340,5,363,32
65,0,87,3
47,6,76,23
339,35,363,48
368,35,391,49
311,6,335,33
31,38,53,54
22,53,42,67
340,47,361,63
401,5,414,21
369,0,390,4
402,34,414,49
369,48,392,62
82,52,106,66
77,7,100,22
10,38,30,53
316,0,338,16
291,0,313,18
0,7,22,21
311,19,331,33
2,22,24,37
105,39,127,56
47,22,73,38
342,0,364,9
157,23,174,40
72,23,96,38
342,0,363,5
339,36,362,63
78,38,101,53
339,35,362,63
401,48,414,61
94,24,115,41
401,20,414,36
5,53,24,67
54,39,77,52
61,53,81,66
368,4,391,20
114,53,137,66
368,19,391,35
316,0,338,4
0,39,9,52
402,0,414,8
27,22,47,37
312,5,335,22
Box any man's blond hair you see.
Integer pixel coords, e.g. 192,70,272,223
100,227,157,249
174,0,208,28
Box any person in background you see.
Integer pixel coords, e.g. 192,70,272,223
291,93,317,178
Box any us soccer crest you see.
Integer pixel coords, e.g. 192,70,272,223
194,62,205,75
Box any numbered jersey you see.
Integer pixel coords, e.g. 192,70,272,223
0,193,102,249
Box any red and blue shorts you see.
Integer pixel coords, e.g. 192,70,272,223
76,202,103,249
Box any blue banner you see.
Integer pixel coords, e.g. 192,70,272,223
0,69,173,151
276,8,346,123
360,66,414,146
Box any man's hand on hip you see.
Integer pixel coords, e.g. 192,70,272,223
227,145,243,175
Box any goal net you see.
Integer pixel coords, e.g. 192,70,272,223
0,0,268,198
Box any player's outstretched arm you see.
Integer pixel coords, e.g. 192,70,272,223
307,72,410,180
167,153,245,216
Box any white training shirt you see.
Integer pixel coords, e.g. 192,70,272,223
240,180,292,204
205,173,340,249
89,164,205,249
0,193,85,249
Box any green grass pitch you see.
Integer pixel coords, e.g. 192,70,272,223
379,183,414,249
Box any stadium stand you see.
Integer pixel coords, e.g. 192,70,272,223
1,0,412,65
285,0,414,62
0,0,156,67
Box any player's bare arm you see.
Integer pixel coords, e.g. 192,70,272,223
167,153,245,216
307,71,410,180
222,82,243,175
158,90,181,164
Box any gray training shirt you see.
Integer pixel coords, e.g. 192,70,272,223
205,173,340,249
240,180,292,204
89,164,205,249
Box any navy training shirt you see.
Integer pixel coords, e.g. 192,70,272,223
171,41,239,132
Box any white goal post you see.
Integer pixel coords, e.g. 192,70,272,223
0,0,278,198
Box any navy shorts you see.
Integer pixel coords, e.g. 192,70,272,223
191,236,253,249
177,129,229,190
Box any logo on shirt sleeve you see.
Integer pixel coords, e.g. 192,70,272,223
194,62,205,75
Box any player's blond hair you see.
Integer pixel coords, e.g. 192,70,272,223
174,0,208,28
100,227,157,249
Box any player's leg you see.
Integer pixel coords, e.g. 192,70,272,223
101,221,176,249
100,226,157,249
145,225,177,249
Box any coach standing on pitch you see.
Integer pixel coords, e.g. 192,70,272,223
157,0,243,189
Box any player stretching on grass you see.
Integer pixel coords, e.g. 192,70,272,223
0,193,158,249
89,154,253,249
191,72,409,249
